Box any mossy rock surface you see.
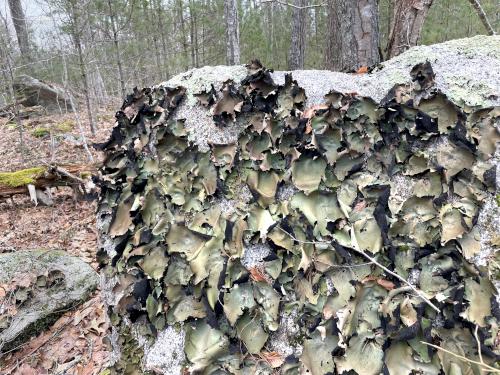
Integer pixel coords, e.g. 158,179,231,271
0,250,98,353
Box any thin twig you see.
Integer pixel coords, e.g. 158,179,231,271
421,341,500,373
278,227,441,313
474,325,484,365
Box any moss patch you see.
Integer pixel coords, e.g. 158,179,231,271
32,127,50,138
56,120,75,133
0,167,46,187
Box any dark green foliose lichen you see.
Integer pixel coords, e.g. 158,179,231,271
97,61,500,374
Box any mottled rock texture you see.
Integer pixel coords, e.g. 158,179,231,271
0,250,98,353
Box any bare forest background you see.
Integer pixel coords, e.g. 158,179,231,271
0,0,498,134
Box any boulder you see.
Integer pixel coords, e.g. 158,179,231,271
0,250,98,353
98,35,500,374
13,75,74,113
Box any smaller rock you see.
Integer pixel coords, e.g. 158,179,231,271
35,189,54,206
0,250,98,353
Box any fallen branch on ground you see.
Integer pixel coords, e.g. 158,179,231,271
0,164,96,198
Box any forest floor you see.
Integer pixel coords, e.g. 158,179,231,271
0,106,117,375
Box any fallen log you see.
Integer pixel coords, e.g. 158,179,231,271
0,164,96,198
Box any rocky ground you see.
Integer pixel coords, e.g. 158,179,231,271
0,106,116,375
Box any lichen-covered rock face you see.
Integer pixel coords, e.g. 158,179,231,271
0,250,98,353
97,36,499,375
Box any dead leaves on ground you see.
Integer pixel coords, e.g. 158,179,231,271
0,295,108,375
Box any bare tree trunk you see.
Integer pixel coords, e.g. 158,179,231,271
61,54,94,164
288,0,306,70
0,10,25,163
353,0,380,67
224,0,240,65
155,0,170,79
69,0,96,135
107,0,126,97
189,0,199,67
7,0,30,62
325,0,380,71
178,0,190,70
466,0,496,35
325,0,358,71
386,0,433,59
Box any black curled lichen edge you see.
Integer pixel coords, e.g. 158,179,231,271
96,60,500,375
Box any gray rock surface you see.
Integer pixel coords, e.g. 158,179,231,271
102,35,499,374
13,75,74,113
165,35,499,153
0,250,98,353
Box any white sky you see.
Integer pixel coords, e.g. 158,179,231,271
0,0,60,47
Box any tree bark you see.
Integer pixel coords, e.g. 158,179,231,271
325,0,356,71
466,0,496,35
155,0,170,79
288,0,306,70
189,0,199,67
224,0,241,65
0,15,25,162
353,0,380,68
7,0,30,62
386,0,433,59
177,0,190,70
68,0,96,135
325,0,379,72
107,0,126,97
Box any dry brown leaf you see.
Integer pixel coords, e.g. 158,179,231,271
362,276,396,290
356,66,369,74
249,267,268,282
261,351,285,368
302,104,329,119
353,200,367,212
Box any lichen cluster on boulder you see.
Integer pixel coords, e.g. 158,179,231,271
97,36,499,375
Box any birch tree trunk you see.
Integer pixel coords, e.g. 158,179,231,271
386,0,434,59
288,0,306,70
466,0,496,35
224,0,240,65
7,0,30,62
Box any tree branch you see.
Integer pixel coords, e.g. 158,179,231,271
421,341,500,373
260,0,325,9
